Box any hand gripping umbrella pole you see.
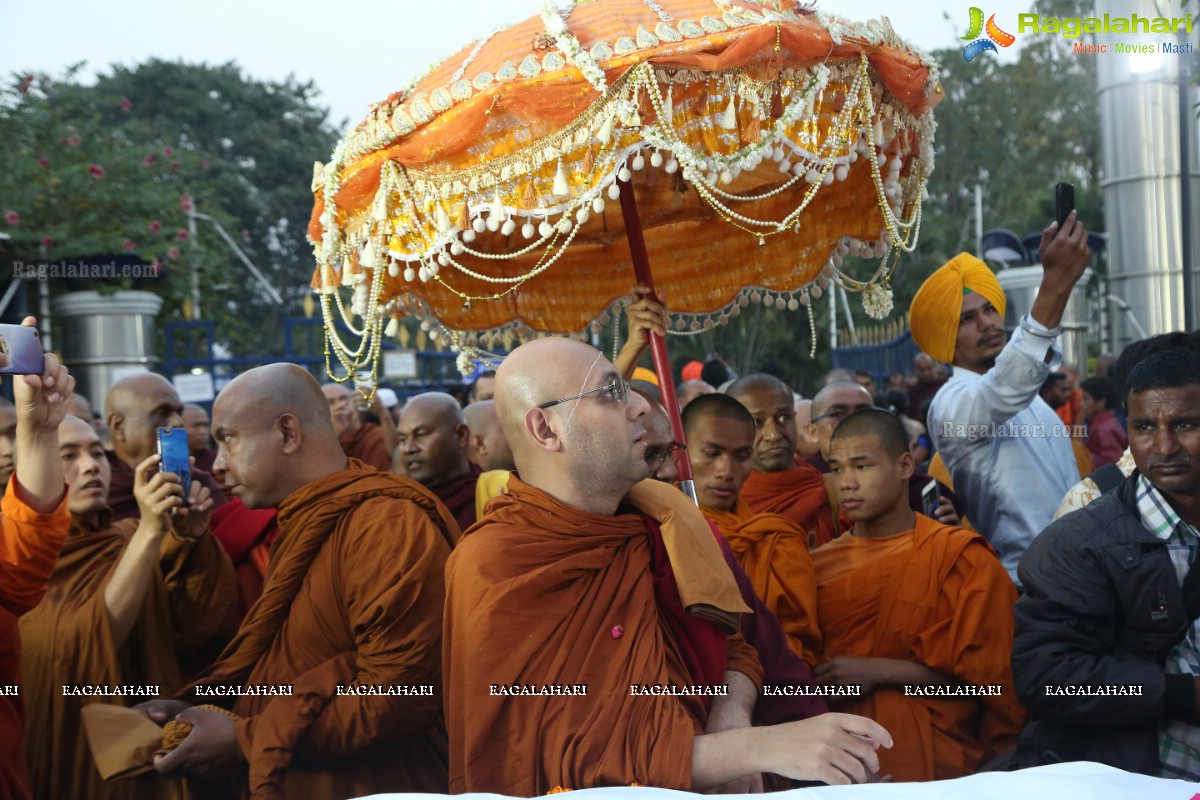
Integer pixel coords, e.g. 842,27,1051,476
617,172,697,505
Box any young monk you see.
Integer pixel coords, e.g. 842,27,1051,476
813,408,1025,781
726,374,836,548
682,393,821,667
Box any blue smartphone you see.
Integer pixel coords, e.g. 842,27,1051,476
156,427,192,502
0,324,45,375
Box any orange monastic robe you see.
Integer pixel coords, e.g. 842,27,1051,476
0,481,69,800
445,477,760,795
182,461,458,799
20,513,239,800
813,514,1026,782
337,423,391,471
702,499,821,667
740,460,836,548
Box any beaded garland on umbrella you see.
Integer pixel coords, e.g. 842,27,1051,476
307,0,943,381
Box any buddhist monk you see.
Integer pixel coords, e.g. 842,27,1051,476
683,394,821,668
641,399,828,741
104,374,226,522
727,374,836,548
136,363,458,798
794,398,820,459
0,325,74,800
462,400,514,473
182,403,216,474
397,392,480,532
678,379,715,409
66,394,102,433
813,409,1025,781
21,416,238,800
465,370,496,405
445,338,891,794
320,382,393,471
0,399,14,496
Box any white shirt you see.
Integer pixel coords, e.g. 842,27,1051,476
928,314,1081,585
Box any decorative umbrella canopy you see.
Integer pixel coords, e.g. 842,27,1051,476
308,0,942,379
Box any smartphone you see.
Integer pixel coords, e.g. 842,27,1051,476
1055,182,1075,228
0,324,45,375
156,427,192,502
920,478,940,518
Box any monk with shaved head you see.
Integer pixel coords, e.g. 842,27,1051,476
398,392,479,532
21,415,237,800
683,394,821,668
813,408,1023,781
104,373,226,521
321,382,393,471
0,398,14,495
727,374,836,548
136,363,459,797
445,338,891,794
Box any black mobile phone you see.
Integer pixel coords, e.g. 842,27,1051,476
0,324,45,375
1055,182,1075,228
921,478,940,518
156,427,192,501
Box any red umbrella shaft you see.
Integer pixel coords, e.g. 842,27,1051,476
616,173,697,496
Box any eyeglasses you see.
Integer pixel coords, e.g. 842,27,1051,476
645,441,686,468
537,377,629,410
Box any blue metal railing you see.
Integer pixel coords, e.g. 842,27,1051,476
831,330,919,387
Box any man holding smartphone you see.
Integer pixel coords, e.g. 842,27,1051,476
909,210,1092,586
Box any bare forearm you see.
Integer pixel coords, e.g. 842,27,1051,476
105,528,165,647
1029,286,1073,330
14,428,65,514
377,410,399,457
876,658,962,690
613,341,648,381
692,727,765,790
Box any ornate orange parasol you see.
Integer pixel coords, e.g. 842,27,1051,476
307,0,942,494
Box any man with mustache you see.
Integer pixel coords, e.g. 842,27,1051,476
397,392,479,532
1013,349,1200,780
909,213,1092,586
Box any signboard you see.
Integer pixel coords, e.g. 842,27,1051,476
382,349,418,379
172,371,215,403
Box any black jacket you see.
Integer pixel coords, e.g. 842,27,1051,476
1011,472,1197,774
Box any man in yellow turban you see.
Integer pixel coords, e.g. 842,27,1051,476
908,213,1092,586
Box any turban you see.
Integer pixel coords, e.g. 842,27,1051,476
681,360,704,382
632,366,659,386
909,253,1006,364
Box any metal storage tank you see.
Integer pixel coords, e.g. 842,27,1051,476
1096,0,1200,347
53,290,163,407
995,266,1093,369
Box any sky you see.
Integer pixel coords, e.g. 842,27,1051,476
0,0,1014,133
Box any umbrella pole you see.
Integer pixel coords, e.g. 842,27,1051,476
616,173,698,505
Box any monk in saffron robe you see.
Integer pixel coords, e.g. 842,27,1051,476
320,382,394,471
681,393,821,668
103,374,227,521
0,337,74,800
727,374,836,548
209,498,278,616
21,416,238,800
397,392,479,533
813,409,1025,782
138,364,458,799
446,338,891,794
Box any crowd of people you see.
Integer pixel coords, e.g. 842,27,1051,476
0,209,1198,799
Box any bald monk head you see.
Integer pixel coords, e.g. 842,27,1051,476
682,393,756,511
321,383,362,439
211,363,347,509
104,372,185,469
462,399,514,472
726,373,797,473
827,408,915,537
636,390,681,483
67,394,96,426
58,414,110,518
0,397,14,492
808,380,874,460
182,403,212,456
794,398,820,458
397,392,472,487
678,379,715,409
496,338,651,515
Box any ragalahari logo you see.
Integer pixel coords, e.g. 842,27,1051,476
962,7,1016,62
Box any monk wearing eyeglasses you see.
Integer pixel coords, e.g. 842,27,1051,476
682,393,821,668
444,339,891,794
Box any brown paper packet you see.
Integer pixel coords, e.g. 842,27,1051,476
80,703,163,781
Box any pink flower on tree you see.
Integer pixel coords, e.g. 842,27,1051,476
180,193,193,213
176,228,190,241
18,74,33,94
148,221,161,233
143,154,156,167
88,164,106,179
37,157,50,169
41,235,53,249
3,211,19,225
120,97,132,111
123,239,136,251
167,246,181,260
162,146,174,157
